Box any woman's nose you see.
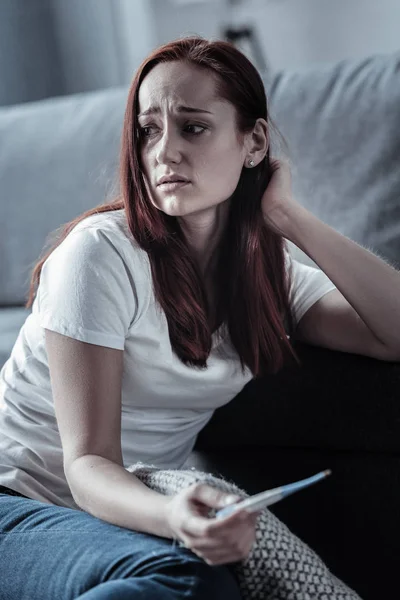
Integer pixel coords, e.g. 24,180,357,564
155,128,182,165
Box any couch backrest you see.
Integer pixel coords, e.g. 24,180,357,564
265,51,400,269
1,51,400,306
0,87,128,306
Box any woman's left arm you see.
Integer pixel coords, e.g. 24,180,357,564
261,160,400,362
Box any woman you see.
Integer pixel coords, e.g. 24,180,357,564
1,36,399,600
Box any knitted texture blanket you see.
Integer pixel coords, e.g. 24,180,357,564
127,463,363,600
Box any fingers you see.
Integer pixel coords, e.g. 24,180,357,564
180,506,259,566
201,531,256,566
173,483,260,566
186,522,256,566
187,482,242,510
184,501,245,539
182,483,243,536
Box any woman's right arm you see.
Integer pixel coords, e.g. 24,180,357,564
45,329,172,538
45,329,259,564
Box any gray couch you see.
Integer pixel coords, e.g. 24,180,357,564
1,51,400,599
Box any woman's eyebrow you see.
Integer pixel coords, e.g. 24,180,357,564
138,105,214,118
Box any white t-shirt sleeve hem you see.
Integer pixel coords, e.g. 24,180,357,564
285,250,338,327
36,225,138,351
294,282,337,326
39,315,125,350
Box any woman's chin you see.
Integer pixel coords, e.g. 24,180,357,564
154,194,226,218
156,197,198,217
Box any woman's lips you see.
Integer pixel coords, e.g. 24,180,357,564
157,181,190,192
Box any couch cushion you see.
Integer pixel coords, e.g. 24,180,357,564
266,51,400,269
0,86,129,305
0,308,31,368
195,340,400,454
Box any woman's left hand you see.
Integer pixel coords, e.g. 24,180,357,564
260,158,301,237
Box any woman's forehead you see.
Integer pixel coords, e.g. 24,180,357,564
138,61,221,114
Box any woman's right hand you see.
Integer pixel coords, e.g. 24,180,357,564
165,482,260,566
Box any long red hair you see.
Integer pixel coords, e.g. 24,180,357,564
26,36,300,376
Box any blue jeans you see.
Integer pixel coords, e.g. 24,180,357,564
0,488,242,599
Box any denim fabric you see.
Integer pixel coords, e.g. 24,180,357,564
0,491,242,600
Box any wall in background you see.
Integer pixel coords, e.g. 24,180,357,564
151,0,400,72
0,0,61,105
0,0,155,106
51,0,156,95
2,0,399,106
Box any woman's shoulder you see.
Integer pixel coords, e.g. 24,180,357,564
68,209,147,260
72,209,132,243
44,209,151,283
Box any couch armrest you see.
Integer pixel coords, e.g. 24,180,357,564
195,341,400,453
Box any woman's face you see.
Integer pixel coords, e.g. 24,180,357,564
138,60,249,218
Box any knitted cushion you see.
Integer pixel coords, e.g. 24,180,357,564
127,463,361,600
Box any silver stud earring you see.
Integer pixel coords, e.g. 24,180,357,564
248,159,255,167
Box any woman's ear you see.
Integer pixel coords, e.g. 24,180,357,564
245,118,269,167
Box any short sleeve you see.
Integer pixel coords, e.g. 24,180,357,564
285,251,337,326
37,227,137,349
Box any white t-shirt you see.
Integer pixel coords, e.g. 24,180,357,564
0,210,336,509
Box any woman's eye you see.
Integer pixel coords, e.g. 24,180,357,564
139,123,206,139
141,126,156,137
184,124,206,135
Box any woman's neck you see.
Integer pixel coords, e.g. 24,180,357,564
178,200,230,276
